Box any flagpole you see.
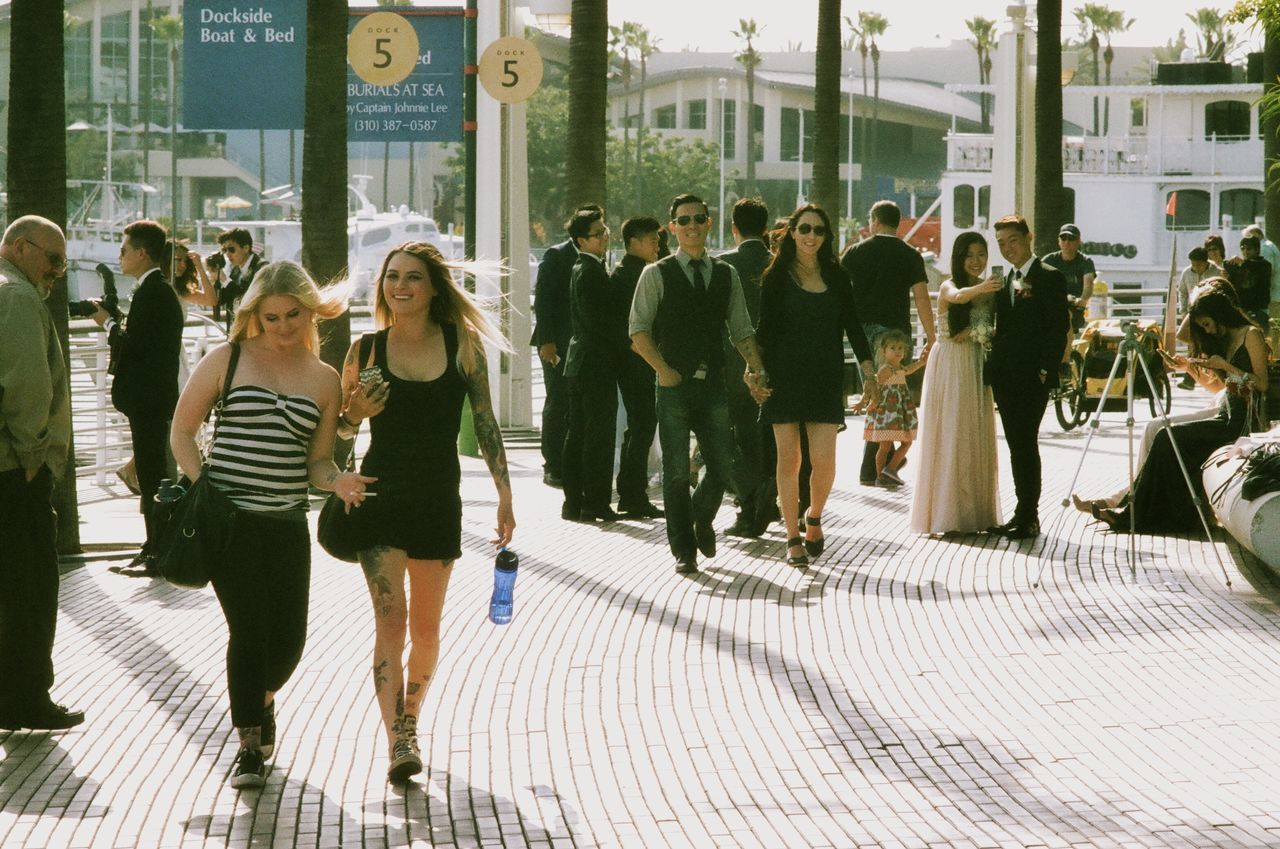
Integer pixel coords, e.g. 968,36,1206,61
1163,234,1179,353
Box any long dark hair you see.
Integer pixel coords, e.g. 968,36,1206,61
761,204,837,289
162,239,196,296
947,231,988,336
1187,282,1258,358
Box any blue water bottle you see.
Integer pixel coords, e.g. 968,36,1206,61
489,548,519,625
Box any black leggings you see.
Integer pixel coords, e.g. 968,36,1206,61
210,509,310,728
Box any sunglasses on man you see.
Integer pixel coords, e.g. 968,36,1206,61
672,213,710,226
795,223,828,237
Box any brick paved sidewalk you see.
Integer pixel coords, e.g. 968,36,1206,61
4,397,1280,848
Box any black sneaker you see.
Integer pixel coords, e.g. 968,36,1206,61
387,737,423,783
230,747,266,789
260,702,276,759
0,701,85,731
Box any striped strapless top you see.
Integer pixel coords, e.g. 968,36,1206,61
206,385,321,513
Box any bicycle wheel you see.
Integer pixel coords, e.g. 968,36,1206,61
1055,352,1086,430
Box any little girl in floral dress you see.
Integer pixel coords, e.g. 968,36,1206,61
864,329,925,487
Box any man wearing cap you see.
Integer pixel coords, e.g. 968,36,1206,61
1042,223,1096,377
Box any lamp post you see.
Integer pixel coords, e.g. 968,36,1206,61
718,77,728,250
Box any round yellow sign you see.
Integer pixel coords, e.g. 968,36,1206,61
479,37,544,104
348,12,420,87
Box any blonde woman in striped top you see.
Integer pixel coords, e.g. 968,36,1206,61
171,261,374,789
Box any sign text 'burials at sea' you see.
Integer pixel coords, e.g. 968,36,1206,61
347,9,464,143
184,3,463,142
184,1,306,130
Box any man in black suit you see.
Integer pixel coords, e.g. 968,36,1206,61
840,200,936,486
532,205,603,487
560,208,624,522
987,214,1070,540
611,216,664,518
718,197,772,536
92,220,185,575
215,227,263,328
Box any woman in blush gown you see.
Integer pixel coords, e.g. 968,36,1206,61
909,232,1004,534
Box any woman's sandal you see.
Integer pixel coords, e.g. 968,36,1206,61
804,512,825,558
1070,494,1110,518
1096,508,1128,532
786,537,809,568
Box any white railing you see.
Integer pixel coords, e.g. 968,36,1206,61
947,133,1262,178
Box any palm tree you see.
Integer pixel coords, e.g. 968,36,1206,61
733,18,763,195
846,15,869,210
7,0,79,552
303,0,350,373
1100,8,1134,133
1186,7,1237,62
631,24,660,203
812,0,843,214
1074,3,1108,135
860,12,889,209
609,22,636,201
150,15,182,222
966,16,997,133
1036,0,1067,257
567,0,608,211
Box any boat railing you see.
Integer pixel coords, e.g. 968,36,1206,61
947,132,1262,177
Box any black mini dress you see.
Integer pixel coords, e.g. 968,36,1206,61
346,324,467,561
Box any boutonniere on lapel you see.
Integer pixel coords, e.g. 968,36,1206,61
1014,278,1034,300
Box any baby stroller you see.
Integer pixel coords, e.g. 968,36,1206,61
1053,318,1173,431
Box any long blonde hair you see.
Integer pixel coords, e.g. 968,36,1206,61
228,261,351,353
372,241,510,375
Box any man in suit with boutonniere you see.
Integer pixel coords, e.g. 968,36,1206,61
986,214,1069,540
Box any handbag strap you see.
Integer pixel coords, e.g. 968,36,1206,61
339,334,378,473
206,343,241,463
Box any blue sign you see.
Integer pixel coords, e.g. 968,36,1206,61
183,1,306,130
347,9,465,143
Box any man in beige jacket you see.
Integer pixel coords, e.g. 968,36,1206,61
0,215,83,731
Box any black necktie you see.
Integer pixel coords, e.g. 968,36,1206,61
688,258,706,291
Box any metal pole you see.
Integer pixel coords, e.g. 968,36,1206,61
464,0,478,265
718,77,727,250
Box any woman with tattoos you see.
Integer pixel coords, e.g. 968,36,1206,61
171,262,373,789
337,242,516,783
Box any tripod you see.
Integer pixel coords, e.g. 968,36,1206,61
1034,321,1233,589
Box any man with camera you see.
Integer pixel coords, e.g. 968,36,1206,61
91,220,185,576
0,215,84,730
213,227,262,323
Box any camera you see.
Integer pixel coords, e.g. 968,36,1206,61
68,263,121,321
206,252,226,271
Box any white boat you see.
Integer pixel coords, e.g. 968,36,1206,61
67,174,462,303
938,62,1264,312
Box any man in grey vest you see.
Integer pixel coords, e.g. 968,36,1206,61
629,194,768,575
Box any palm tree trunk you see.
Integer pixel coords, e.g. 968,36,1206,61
811,0,842,214
1264,32,1280,253
1090,36,1100,136
745,66,757,194
1103,47,1113,135
567,0,608,210
870,45,881,206
1034,0,1066,256
303,0,350,374
858,50,869,211
7,0,79,553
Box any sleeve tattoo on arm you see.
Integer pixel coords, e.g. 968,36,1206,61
465,349,511,492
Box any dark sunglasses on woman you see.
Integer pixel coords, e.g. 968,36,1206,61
795,223,827,237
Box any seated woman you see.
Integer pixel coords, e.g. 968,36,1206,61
1073,284,1268,534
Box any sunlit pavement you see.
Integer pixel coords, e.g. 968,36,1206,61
4,389,1280,849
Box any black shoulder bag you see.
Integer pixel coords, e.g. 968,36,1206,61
154,344,244,588
317,333,378,563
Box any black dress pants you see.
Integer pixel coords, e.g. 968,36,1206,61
561,374,619,512
992,379,1050,524
727,378,765,516
616,357,657,507
128,414,170,552
0,467,59,709
540,357,569,478
210,511,310,728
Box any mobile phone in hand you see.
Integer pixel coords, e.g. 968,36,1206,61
990,265,1005,285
